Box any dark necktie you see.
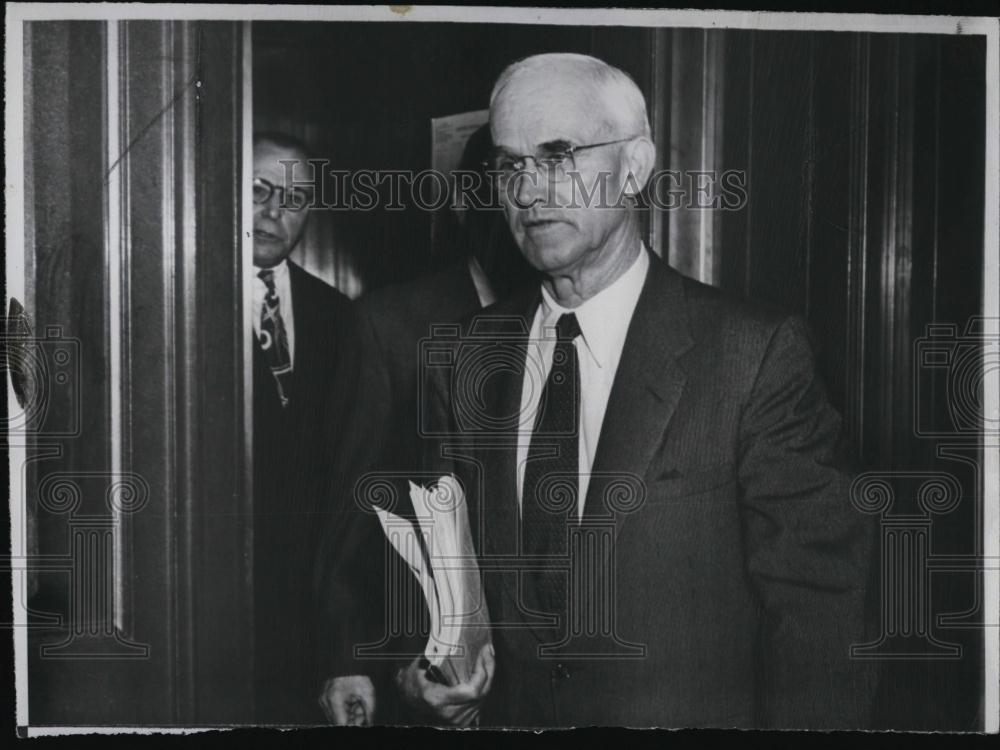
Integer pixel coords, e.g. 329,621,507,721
522,312,582,617
258,268,292,408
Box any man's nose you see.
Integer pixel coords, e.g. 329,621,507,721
512,162,546,209
263,193,283,219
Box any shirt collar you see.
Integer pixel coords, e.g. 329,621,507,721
256,258,290,285
538,245,650,369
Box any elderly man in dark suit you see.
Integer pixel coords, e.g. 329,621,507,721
398,53,877,729
250,131,365,724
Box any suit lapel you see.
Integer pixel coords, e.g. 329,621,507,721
287,262,333,406
484,261,698,641
472,260,698,640
288,263,309,387
583,258,694,526
467,287,558,631
474,286,538,560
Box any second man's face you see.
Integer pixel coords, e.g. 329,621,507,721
490,80,633,279
253,141,310,269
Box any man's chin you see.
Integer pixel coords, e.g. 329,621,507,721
525,255,582,280
253,246,292,269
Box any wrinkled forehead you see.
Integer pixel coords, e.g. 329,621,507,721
253,141,308,185
490,70,610,151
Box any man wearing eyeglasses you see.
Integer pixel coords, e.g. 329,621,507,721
251,132,371,724
399,54,876,728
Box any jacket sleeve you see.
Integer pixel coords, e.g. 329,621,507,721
737,315,879,729
312,303,394,686
312,301,438,722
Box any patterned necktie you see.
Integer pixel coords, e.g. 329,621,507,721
258,268,292,408
522,312,582,617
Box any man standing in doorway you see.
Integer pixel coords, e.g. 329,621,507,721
399,54,876,729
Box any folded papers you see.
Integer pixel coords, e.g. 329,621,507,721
374,476,492,686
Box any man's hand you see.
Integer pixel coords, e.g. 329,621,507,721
318,675,376,726
395,644,495,727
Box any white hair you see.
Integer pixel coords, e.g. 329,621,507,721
489,53,651,139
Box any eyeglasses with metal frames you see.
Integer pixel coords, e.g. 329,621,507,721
252,177,314,212
483,136,638,184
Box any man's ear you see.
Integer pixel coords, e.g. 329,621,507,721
621,136,656,196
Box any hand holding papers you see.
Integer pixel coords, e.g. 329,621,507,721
394,643,494,727
375,476,492,687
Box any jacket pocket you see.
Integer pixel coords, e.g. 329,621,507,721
644,464,737,503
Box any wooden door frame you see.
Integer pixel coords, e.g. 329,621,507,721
13,19,255,727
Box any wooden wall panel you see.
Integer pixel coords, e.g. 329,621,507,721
186,21,254,724
718,29,987,731
23,20,253,726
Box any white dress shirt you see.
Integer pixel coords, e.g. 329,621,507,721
516,247,650,520
253,259,296,367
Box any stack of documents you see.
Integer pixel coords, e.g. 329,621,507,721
375,475,492,686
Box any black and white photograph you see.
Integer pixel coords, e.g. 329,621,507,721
3,3,998,735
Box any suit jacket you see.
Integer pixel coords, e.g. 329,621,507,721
253,261,362,724
422,253,878,729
